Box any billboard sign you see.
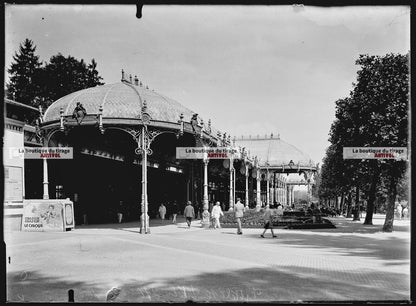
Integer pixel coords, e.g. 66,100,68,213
176,147,241,159
343,147,408,160
21,199,75,232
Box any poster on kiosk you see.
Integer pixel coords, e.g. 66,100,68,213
22,199,75,232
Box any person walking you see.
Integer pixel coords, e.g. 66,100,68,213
234,198,245,235
402,206,409,219
171,201,178,224
158,203,167,221
117,200,124,223
396,202,403,219
260,204,277,238
211,201,224,229
184,201,195,228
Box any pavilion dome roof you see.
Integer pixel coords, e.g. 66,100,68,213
235,135,315,168
43,81,216,134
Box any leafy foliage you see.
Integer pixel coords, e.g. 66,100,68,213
6,39,104,111
320,53,409,231
37,54,104,105
6,39,42,106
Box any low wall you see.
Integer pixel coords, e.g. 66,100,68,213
4,204,23,231
4,214,23,231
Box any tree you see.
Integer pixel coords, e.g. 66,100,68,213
6,39,105,111
6,38,42,107
38,53,104,107
325,98,363,216
396,167,410,202
323,53,409,230
351,53,409,231
86,59,103,88
318,145,341,205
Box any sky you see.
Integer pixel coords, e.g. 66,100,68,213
4,4,410,166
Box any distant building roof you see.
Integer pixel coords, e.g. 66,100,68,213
235,134,315,169
4,98,40,125
4,98,39,112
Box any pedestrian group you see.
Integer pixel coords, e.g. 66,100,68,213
152,199,285,238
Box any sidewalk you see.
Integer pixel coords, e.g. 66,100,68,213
5,214,411,303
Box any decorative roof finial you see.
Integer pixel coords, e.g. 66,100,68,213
134,75,139,85
129,74,132,83
142,99,148,113
177,113,184,137
139,81,143,87
38,105,44,122
98,105,104,134
59,107,64,131
121,69,125,81
271,133,273,138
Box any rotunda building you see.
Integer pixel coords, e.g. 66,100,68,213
39,74,226,228
234,134,317,207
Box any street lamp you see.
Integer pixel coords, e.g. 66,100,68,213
241,147,250,208
134,105,185,234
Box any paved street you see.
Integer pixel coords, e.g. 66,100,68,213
5,214,411,303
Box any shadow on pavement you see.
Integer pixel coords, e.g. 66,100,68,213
246,231,410,262
7,265,410,303
326,218,411,234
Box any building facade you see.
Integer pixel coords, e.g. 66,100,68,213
4,98,42,230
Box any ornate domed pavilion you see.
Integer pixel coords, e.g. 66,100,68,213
42,76,220,142
234,134,317,208
39,73,231,232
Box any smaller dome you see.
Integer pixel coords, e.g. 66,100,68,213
235,136,314,168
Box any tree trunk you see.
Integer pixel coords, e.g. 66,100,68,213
346,192,352,218
382,175,398,232
364,171,379,225
340,193,345,213
353,185,360,221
